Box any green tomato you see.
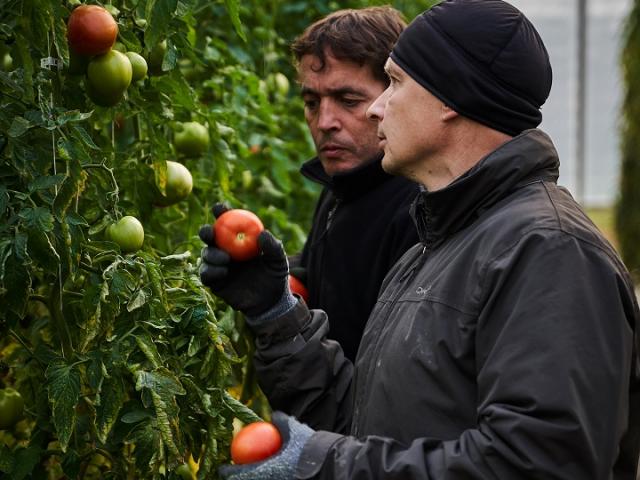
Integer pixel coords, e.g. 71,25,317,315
148,39,167,75
87,50,132,99
107,216,144,253
175,464,193,480
173,122,209,158
267,72,290,97
125,52,148,82
154,161,193,207
0,388,24,430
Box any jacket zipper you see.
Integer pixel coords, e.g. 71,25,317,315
353,247,428,435
325,199,340,232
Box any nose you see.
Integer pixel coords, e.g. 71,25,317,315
317,99,341,132
367,88,389,122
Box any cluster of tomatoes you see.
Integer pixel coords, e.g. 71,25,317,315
67,5,147,106
64,5,216,254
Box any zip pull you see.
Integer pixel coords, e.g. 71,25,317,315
326,199,340,231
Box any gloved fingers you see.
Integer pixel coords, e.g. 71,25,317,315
198,224,215,245
199,262,229,286
258,230,287,265
212,202,230,219
218,462,257,480
270,411,294,444
201,245,231,265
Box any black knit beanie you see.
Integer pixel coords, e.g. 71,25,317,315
390,0,552,136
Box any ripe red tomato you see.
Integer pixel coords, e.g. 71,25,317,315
231,421,282,465
213,209,264,261
67,5,118,56
288,275,309,303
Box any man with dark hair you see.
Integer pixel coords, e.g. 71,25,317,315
287,7,419,362
202,1,640,478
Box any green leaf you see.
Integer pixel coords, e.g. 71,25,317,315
2,250,30,316
7,116,31,137
28,174,66,192
223,0,247,42
55,110,92,127
150,389,180,457
0,444,14,473
135,368,186,397
46,359,81,452
19,206,54,231
26,228,60,271
220,389,261,424
135,332,163,369
128,288,148,312
7,445,41,480
95,375,125,444
145,0,178,50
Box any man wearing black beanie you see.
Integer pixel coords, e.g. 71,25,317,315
207,2,640,479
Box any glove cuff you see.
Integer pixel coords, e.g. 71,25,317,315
246,283,298,326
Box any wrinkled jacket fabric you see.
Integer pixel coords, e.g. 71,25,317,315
293,155,420,362
252,130,640,479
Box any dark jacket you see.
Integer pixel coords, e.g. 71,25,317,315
292,155,420,362
252,130,640,479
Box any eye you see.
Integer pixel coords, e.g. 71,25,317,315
341,98,361,108
303,98,318,110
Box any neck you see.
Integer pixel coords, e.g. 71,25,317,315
418,120,513,191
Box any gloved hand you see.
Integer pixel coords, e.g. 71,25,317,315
219,412,315,480
199,203,289,317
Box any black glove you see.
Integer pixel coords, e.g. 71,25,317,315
199,204,289,317
287,253,307,285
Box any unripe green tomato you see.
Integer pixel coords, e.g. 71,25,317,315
87,50,132,98
148,39,167,75
175,463,193,480
125,52,148,82
107,216,144,253
154,161,193,206
86,81,125,107
2,52,13,71
0,388,24,430
173,122,209,158
268,72,290,97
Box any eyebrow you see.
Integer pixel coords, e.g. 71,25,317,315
300,86,368,98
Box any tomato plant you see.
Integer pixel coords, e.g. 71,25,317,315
107,215,145,253
174,121,210,158
289,275,309,303
231,421,282,465
67,4,118,56
214,209,265,261
0,0,439,476
0,388,24,430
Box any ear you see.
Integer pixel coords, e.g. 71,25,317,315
441,104,458,121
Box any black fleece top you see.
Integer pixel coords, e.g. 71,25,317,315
294,154,420,362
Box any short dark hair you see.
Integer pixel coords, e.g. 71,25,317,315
291,6,407,86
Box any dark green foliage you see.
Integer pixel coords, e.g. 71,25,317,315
617,0,640,281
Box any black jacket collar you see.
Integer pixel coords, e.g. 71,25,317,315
300,153,394,201
411,129,561,251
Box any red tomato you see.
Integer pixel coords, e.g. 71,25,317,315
288,275,309,303
231,421,282,465
67,5,118,56
213,209,264,261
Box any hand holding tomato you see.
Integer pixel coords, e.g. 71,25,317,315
198,203,289,317
218,412,314,480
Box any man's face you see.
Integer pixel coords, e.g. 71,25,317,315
299,52,386,176
367,58,449,189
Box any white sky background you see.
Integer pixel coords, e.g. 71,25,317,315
507,0,633,206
